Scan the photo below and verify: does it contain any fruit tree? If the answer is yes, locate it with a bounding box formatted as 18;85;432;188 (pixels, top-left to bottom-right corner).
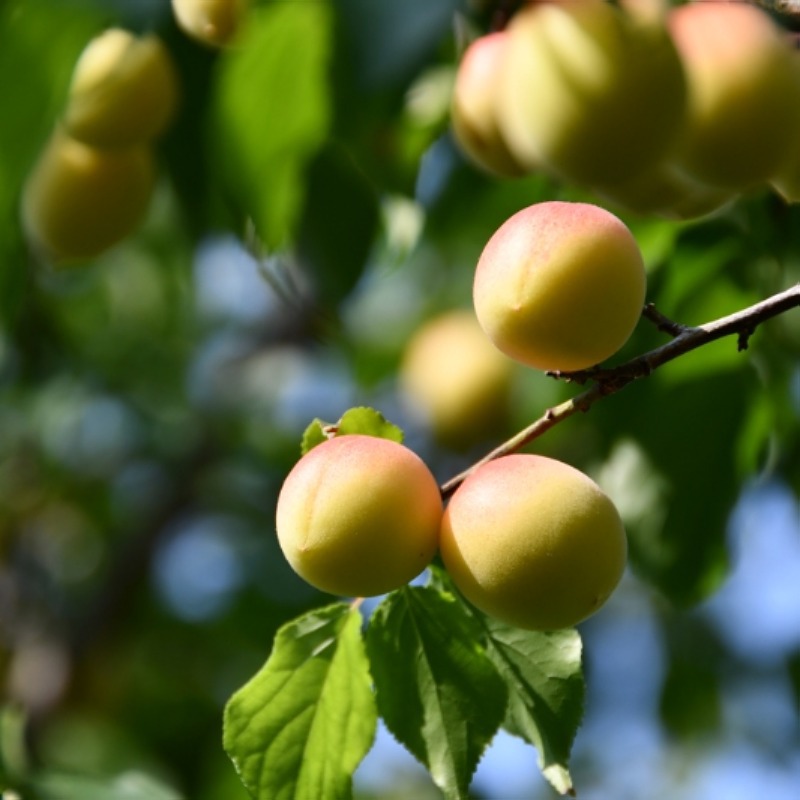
1;1;800;799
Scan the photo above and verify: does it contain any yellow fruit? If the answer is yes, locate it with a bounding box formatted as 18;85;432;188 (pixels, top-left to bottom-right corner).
668;1;800;190
473;201;646;373
21;128;156;264
172;0;250;49
450;32;528;178
596;163;735;221
64;29;179;148
440;454;627;631
275;435;442;597
497;0;686;186
772;153;800;204
400;310;516;448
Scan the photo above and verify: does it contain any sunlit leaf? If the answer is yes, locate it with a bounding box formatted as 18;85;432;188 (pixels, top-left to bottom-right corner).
365;586;507;799
481;619;584;797
300;418;329;455
212;1;332;248
223;603;377;800
336;407;404;443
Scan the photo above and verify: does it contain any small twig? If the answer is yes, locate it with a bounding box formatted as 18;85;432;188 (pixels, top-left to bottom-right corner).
641;302;688;338
440;284;800;498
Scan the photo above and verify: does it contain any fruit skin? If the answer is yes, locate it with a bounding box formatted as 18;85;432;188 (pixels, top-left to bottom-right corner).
668;1;800;190
21;128;156;264
596;163;735;221
440;454;627;631
400;310;516;449
497;0;686;187
275;435;442;597
450;32;528;178
771;53;800;203
473;201;646;373
64;29;179;149
172;0;250;49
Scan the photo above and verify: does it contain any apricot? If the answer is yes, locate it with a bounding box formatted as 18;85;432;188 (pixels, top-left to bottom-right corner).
450;32;528;178
596;163;735;221
64;29;179;149
496;0;686;186
172;0;250;49
21;128;156;264
400;310;516;448
770;51;800;202
473;201;646;373
440;454;627;631
667;1;800;190
275;435;442;597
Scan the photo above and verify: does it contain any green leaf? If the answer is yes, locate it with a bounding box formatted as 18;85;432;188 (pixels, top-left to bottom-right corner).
481;618;584;797
0;706;28;787
365;587;507;799
593;369;753;604
212;1;332;248
33;770;182;800
298;408;403;455
296;145;380;309
336;407;404;443
224;603;377;800
300;418;330;455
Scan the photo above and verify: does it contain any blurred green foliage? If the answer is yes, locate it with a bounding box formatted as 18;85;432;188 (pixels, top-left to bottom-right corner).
0;0;799;798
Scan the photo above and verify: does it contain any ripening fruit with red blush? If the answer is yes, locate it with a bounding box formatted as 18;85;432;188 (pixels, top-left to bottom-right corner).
450;31;528;178
473;201;646;373
275;435;443;597
496;0;687;187
667;0;800;190
440;454;627;631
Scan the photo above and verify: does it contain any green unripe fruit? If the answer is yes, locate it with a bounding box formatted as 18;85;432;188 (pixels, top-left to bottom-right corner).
668;1;800;190
440;454;627;631
275;435;442;597
172;0;250;49
473;201;646;373
64;29;179;149
451;32;528;178
21;128;156;264
497;0;686;186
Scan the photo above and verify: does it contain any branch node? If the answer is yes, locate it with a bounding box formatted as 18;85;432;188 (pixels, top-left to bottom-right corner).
547;367;594;385
642;302;686;337
737;326;756;351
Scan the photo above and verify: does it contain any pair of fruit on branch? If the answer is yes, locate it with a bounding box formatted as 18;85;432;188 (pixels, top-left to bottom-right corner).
21;0;249;265
452;0;800;219
277;200;642;632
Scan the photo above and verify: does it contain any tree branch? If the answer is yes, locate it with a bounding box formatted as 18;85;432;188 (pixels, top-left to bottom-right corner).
440;284;800;498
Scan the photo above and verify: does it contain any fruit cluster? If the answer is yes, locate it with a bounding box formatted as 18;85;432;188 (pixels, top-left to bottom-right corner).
276;200;641;631
22;29;178;265
451;0;800;219
20;1;252;266
276;432;627;632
